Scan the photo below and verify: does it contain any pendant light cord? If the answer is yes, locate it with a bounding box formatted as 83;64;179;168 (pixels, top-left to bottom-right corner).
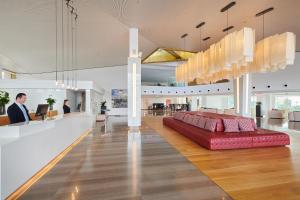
74;2;78;89
61;0;64;85
226;10;229;33
71;13;74;88
66;4;70;87
262;13;265;67
55;0;58;84
199;27;202;50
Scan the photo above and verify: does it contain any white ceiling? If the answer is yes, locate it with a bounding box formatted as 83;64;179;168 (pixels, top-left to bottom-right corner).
0;0;299;75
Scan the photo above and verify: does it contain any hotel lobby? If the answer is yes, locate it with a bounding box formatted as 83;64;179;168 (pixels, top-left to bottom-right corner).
0;0;300;199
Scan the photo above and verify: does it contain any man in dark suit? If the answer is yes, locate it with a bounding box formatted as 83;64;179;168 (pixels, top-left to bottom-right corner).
7;93;32;124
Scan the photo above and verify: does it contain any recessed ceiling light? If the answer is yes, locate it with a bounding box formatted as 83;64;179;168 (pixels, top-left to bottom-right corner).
203;37;211;41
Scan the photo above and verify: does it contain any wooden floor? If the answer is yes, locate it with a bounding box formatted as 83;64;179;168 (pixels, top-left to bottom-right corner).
143;116;300;200
18;117;231;200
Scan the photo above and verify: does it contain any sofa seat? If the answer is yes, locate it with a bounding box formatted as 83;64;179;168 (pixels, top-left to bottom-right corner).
288;111;300;122
163;117;290;150
268;109;285;119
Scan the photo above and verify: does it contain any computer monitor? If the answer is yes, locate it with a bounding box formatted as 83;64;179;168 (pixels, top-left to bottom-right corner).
35;104;49;120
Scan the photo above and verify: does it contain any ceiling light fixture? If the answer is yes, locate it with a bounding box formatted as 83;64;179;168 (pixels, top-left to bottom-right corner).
220;1;236;12
181;33;188;38
203;37;210;41
221;1;235;33
176;5;296;85
176;27;255;84
176;2;258;84
195;22;205;29
59;0;79;90
255;7;274;17
250;7;296;73
222;26;234;32
180;33;188;52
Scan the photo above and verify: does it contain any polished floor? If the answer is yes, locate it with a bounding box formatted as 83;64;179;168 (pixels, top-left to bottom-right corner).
143;112;300;200
19;117;231;200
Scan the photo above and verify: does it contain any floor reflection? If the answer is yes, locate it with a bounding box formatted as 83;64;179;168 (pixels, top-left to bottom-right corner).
127;128;141;196
19;116;232;200
143;109;173;117
256;117;300;132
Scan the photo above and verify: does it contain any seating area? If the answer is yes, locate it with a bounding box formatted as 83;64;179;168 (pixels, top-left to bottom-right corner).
163;112;290;150
288;111;300;121
268;109;285;119
198;107;236;115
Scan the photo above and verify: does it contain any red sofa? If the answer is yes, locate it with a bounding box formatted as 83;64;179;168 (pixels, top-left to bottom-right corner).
163;112;290;150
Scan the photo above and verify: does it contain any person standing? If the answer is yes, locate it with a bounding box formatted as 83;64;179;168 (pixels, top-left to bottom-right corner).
7;93;32;124
63;99;71;114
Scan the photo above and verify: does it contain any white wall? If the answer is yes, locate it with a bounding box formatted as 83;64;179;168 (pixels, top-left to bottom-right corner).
66;90;77;112
142;96;186;109
205;95;234;109
142;82;233;96
90;89;103;114
17;66;127;116
251;53;300;93
0;80;101;115
0;69;14;80
2;88;66;114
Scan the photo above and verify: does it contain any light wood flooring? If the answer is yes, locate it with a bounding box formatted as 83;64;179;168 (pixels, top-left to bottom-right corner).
143;115;300;200
18;117;231;200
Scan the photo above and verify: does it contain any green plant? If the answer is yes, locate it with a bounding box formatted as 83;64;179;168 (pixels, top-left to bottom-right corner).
46;96;56;106
0;90;10;106
101;101;107;107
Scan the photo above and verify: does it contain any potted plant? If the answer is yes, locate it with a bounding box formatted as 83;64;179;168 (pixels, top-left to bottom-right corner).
100;100;107;114
46;96;56;111
0;90;10;115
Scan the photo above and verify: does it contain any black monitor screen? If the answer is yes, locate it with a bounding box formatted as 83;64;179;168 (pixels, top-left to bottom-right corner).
35;104;49;117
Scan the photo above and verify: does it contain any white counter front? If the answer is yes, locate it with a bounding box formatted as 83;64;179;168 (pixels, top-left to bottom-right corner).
0;113;95;199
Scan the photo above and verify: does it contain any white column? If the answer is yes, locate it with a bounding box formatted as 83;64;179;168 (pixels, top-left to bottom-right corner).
128;28;141;127
85;89;91;114
201;96;207;108
234;74;252;116
190;96;198;111
0;68;4;79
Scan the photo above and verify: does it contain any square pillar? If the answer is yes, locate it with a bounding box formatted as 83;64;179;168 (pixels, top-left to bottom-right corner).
234;74;252;116
128;28;141;127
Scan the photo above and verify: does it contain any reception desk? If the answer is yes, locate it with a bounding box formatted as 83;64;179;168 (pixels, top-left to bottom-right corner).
0;113;95;199
0;110;58;126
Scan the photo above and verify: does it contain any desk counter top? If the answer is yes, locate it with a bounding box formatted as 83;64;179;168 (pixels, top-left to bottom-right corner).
0;110;58;126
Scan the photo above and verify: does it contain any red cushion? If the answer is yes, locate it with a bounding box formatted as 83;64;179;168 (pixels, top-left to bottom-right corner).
179;113;186;121
173;112;180;120
204;118;217;132
183;114;190;123
238;118;255;131
188;115;195;125
191;115;200;126
196;116;207;128
223;118;240;132
196;113;224;132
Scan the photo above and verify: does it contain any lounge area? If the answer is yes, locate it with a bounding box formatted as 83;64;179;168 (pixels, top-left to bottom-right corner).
163;112;290;150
